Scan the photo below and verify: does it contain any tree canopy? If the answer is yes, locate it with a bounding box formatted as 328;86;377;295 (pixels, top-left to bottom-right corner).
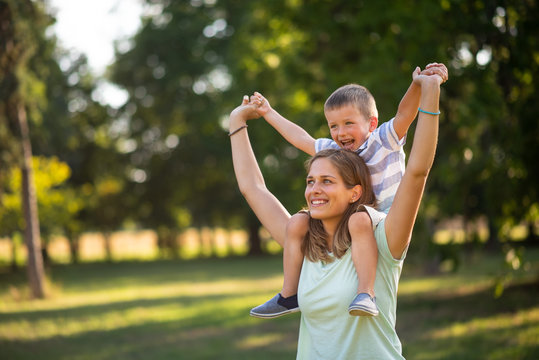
1;0;537;264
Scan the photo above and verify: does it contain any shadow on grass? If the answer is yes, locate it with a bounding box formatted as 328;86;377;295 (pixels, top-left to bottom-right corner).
1;319;299;360
0;292;242;322
0;256;285;294
0;256;298;359
398;279;539;360
1;256;537;359
0;291;299;360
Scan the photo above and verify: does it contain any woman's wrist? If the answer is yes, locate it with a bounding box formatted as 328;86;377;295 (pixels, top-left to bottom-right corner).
229;116;247;133
420;75;442;89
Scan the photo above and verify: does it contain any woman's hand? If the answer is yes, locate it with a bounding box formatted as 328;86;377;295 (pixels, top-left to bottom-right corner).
413;63;448;86
230;96;260;122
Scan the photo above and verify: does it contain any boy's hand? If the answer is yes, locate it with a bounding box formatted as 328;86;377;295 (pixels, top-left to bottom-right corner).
250;91;272;116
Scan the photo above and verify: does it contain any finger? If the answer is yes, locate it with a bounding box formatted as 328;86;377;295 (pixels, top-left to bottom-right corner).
242;95;249;105
255;92;265;102
435;67;448;81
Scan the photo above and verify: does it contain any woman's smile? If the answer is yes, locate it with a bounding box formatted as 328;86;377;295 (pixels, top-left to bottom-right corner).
305;158;356;227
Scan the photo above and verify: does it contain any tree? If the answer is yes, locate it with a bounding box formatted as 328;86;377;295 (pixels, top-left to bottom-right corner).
0;157;82;265
108;0;537;258
0;0;51;297
110;1;254;253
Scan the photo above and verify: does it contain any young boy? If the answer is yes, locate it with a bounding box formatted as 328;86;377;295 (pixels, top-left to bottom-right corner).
248;63;448;319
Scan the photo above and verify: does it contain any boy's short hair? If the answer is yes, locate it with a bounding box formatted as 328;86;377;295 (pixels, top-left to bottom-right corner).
324;84;378;119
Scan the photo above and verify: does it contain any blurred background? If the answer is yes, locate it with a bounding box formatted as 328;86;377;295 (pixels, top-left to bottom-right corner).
0;0;537;359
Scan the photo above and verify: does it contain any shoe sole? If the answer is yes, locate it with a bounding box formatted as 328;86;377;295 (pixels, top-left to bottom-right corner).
348;306;378;317
250;307;300;319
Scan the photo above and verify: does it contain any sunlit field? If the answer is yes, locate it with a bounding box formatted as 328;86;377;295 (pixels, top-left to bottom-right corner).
0;228;286;266
0;236;538;359
0;228;255;265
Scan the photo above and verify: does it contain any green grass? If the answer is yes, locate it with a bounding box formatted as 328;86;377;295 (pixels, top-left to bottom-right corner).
0;249;538;360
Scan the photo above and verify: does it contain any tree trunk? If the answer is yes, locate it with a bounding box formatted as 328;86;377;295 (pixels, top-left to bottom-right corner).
41;245;50;268
103;231;113;262
247;215;262;256
485;218;500;252
10;235;18;272
526;222;538;244
157;227;179;258
68;232;80;264
18;104;46;298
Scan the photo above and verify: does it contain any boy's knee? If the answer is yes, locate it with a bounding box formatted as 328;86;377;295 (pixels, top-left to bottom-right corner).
287;212;309;239
348;211;373;233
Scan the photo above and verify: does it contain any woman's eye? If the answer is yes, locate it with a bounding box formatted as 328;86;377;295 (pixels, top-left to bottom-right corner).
307;180;314;185
323;179;332;184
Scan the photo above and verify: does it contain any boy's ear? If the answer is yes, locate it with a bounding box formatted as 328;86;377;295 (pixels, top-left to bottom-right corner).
369;116;378;132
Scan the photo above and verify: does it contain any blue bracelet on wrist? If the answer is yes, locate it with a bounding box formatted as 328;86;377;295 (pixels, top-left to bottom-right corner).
418;107;440;115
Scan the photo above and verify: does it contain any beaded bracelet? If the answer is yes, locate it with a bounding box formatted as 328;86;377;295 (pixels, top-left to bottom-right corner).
418;107;441;115
228;124;248;136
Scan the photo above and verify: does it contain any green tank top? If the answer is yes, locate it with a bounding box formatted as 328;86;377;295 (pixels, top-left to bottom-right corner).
296;217;406;359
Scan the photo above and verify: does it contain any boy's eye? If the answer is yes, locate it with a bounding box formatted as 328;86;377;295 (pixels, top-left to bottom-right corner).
330;124;337;129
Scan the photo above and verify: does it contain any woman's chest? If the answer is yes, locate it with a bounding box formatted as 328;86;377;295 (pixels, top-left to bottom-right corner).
297;253;358;319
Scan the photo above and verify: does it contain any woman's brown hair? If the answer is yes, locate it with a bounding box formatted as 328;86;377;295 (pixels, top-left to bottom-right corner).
302;149;376;263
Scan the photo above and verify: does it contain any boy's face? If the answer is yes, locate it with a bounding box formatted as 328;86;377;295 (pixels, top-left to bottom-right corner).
325;104;377;152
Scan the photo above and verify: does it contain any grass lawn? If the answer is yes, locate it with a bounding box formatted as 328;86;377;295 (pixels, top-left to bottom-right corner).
0;249;538;359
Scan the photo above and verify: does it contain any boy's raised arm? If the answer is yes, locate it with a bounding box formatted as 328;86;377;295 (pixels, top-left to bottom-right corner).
393;63;448;140
251;92;316;156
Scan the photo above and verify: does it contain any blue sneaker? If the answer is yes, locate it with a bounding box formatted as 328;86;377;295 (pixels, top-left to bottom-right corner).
250;293;299;319
348;293;379;316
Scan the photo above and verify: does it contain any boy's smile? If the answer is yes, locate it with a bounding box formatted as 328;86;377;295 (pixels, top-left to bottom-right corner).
325;104;377;152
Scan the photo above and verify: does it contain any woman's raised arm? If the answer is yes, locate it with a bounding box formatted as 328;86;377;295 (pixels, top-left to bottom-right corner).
385;75;443;259
229;97;291;247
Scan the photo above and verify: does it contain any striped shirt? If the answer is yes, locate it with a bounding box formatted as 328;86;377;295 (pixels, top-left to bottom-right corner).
314;118;406;213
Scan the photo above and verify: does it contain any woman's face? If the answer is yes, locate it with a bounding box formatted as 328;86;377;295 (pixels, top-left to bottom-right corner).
305;157;359;227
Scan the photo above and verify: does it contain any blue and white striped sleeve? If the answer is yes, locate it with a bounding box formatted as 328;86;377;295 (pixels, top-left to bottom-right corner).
314;138;340;153
378;118;406;150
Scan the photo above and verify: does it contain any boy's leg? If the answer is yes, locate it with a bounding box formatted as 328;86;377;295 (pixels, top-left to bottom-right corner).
281;212;308;297
348;211;379;316
250;212;309;319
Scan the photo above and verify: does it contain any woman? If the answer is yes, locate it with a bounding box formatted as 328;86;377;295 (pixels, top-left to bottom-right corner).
229;74;442;359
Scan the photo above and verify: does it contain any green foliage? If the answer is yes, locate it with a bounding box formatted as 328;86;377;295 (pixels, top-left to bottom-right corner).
0;156;83;240
1;0;537;257
107;0;538;253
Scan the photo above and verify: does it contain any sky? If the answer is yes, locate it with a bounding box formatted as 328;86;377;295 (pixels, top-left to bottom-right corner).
46;0;145;106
